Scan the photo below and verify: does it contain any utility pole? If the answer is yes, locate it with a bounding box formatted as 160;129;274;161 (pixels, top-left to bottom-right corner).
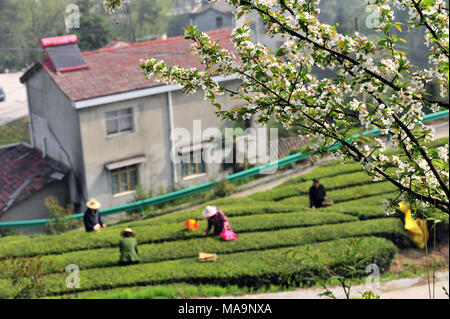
355;17;367;105
355;17;360;33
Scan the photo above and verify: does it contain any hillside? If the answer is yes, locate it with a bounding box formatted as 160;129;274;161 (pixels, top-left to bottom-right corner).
0;137;448;299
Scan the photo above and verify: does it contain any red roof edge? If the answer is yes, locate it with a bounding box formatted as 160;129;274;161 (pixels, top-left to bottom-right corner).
83;28;231;56
41;34;78;48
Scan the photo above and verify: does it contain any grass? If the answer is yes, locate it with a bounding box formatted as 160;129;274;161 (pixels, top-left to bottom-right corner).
0;116;30;146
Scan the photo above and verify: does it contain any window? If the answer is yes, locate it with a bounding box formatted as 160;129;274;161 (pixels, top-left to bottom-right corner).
111;165;138;194
181;151;206;178
106;108;133;135
216;17;223;28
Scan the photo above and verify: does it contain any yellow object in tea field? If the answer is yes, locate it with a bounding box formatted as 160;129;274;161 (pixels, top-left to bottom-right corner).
397;202;429;249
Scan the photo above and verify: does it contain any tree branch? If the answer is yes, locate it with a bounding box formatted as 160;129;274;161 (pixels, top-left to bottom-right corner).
411;0;449;57
392;113;450;198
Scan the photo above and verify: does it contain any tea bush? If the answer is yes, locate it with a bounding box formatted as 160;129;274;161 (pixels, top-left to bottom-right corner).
278;182;396;207
0;210;356;258
33;217;405;275
249;171;373;202
0;236;397;297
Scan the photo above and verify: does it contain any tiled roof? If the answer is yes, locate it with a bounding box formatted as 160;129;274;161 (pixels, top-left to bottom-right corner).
102;37;130;49
21;29;233;102
278;136;310;157
0;143;70;215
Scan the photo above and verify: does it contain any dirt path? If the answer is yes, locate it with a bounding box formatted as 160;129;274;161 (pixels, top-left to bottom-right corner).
215;271;449;299
427;119;449;140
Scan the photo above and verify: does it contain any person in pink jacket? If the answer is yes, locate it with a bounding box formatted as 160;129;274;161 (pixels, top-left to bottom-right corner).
201;206;231;237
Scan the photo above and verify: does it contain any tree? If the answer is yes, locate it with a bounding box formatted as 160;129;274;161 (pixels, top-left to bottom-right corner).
106;0;449;218
75;0;114;51
0;0;24;70
167;13;190;37
106;0;172;42
20;0;69;65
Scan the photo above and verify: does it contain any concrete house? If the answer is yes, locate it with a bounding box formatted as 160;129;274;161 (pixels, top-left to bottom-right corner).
189;0;283;50
20;30;253;212
189;0;236;32
0;143;70;232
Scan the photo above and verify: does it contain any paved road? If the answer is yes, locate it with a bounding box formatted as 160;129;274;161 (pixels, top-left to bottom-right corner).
0;72;28;126
215;272;449;299
430;120;449;140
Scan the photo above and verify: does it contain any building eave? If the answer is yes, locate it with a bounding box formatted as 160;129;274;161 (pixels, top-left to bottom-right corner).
190;6;235;17
20;62;43;84
72;74;240;110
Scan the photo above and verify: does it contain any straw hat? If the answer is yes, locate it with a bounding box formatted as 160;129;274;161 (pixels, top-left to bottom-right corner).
202;206;218;219
86;198;101;210
120;228;135;237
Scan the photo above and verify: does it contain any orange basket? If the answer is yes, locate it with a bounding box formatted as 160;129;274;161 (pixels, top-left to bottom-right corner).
185;219;198;231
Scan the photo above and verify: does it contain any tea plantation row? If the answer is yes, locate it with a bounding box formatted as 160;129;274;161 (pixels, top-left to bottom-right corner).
0;236;398;298
2;137;446;298
1;217;408;277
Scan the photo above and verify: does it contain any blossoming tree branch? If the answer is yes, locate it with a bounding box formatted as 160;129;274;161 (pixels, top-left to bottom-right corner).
104;0;449;217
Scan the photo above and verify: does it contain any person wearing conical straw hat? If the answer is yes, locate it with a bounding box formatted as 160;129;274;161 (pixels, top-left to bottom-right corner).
201;206;231;237
83;198;107;232
119;228;140;266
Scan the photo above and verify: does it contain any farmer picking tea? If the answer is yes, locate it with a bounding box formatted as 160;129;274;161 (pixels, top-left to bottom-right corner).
309;179;334;209
201;206;231;237
83;198;107;232
118;228;140;266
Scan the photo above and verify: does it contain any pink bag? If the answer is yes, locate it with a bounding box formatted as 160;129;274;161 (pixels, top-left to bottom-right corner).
220;229;238;241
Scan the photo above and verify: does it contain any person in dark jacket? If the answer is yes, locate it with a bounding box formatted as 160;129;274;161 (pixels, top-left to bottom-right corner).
83;198;107;232
119;228;139;266
201;206;231;236
309;178;331;209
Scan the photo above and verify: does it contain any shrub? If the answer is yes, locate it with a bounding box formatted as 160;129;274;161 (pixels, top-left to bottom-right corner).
0;254;55;299
55;283;248;299
35;218;407;276
213;179;236;198
323;195;393;220
280;162;363;187
278;182;396;207
0;210;356;259
135;182;395;227
45;196;81;235
0;229;22;238
284;237;383;298
326;206;387;220
207;196;257;207
250;171;373;202
0;236;397;298
129;202;298;227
